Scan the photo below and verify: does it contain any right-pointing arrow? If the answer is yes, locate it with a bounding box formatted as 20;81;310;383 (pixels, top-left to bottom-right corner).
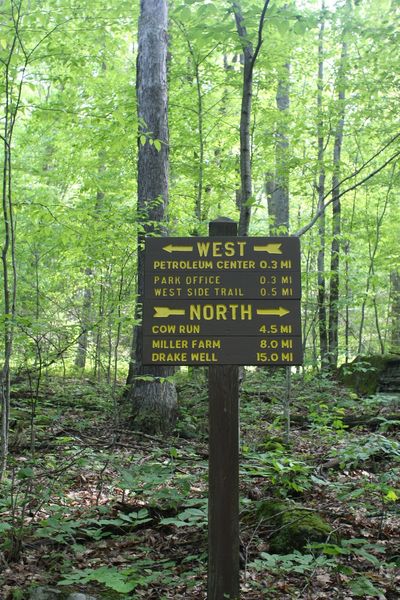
154;307;186;318
257;307;290;317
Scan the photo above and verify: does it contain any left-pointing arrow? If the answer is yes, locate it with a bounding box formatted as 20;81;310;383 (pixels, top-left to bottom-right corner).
154;307;186;318
163;244;194;253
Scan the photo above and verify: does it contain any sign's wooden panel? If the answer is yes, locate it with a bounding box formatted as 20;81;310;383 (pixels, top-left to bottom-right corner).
143;237;303;366
145;270;301;300
143;299;301;336
145;236;300;274
143;335;303;366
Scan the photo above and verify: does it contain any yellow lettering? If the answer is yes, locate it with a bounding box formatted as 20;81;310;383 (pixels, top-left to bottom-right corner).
213;242;222;256
190;352;218;362
280;325;292;333
237;241;246;256
189;304;253;320
152;339;188;349
215;305;227;319
282;340;293;349
187;287;210;297
241;304;252;319
190;305;202;320
192;339;221;349
203;305;214;320
216;260;255;269
153;288;182;297
151;352;188;362
197;242;210;257
225;242;235;256
282;288;293;296
280;260;291;269
152;325;176;334
179;324;200;333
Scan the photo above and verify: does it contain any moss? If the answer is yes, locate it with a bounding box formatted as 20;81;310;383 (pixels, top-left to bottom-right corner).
254;500;335;554
256;500;287;521
269;509;333;554
337;354;397;396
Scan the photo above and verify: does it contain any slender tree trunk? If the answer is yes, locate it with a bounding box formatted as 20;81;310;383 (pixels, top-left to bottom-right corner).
233;0;270;235
194;61;203;221
127;0;177;434
75;268;92;369
234;4;253;235
269;63;290;234
316;2;328;369
265;58;292;435
0;6;23;480
358;182;391;354
328;37;347;370
94;274;105;382
389;270;400;354
178;23;204;223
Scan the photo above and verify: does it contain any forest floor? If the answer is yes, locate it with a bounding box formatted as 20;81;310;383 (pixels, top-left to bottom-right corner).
1;370;399;599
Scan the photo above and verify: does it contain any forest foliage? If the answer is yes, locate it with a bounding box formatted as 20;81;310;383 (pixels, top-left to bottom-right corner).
0;0;399;598
0;0;399;382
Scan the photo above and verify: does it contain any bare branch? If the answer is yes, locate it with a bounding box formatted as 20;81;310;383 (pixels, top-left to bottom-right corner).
294;146;400;237
251;0;271;70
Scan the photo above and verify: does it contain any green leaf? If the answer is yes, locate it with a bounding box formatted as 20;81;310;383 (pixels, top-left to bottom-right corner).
17;467;34;480
154;139;162;152
159;517;188;527
385;489;398;501
293;20;306;35
349;576;383;597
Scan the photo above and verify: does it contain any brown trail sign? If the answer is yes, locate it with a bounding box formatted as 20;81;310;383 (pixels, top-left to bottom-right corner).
142;220;303;599
143;235;302;367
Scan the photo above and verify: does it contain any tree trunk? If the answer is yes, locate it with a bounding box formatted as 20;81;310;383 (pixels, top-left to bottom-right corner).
316;2;328;369
358;181;391;354
127;0;176;434
268;63;290;234
390;270;400;354
75;268;92;370
233;1;270;236
328;37;347;370
0;8;22;480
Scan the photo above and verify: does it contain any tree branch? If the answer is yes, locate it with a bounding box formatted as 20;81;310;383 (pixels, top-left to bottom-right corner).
251;0;271;70
294;144;400;237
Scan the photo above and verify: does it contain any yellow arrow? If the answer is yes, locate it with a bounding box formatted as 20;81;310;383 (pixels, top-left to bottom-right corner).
154;307;186;318
257;307;290;317
253;243;282;254
163;244;194;253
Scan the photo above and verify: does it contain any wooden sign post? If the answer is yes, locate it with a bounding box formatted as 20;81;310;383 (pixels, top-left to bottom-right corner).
142;219;303;599
208;218;240;600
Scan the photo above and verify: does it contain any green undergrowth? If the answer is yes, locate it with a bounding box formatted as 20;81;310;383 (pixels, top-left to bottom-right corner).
1;370;399;599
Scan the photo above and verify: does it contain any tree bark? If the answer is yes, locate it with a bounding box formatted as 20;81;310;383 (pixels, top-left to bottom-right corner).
126;0;176;434
0;3;24;480
233;0;270;236
316;2;328;369
358;179;391;354
269;63;290;234
390;270;400;354
328;36;347;370
75;268;92;370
